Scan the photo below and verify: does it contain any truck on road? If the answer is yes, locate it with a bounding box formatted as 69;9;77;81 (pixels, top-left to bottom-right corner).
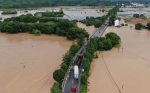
75;54;83;66
74;65;79;79
70;86;76;93
74;54;83;79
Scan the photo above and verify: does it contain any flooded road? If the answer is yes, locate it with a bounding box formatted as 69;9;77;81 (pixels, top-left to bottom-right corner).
88;20;150;93
0;33;73;93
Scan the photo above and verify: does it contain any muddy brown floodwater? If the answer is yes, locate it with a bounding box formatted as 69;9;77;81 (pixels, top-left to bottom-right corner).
77;22;98;37
0;33;73;93
88;19;150;93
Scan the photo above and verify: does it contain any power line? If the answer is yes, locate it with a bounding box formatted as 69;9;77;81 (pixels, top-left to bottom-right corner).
102;52;121;93
23;64;61;93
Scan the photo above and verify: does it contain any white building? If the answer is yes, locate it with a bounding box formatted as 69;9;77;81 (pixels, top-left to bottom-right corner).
114;19;119;26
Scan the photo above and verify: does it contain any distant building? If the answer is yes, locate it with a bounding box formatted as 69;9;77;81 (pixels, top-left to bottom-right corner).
114;18;119;26
36;13;42;17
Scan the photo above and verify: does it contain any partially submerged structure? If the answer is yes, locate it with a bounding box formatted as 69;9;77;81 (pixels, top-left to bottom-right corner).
114;18;119;26
36;13;42;17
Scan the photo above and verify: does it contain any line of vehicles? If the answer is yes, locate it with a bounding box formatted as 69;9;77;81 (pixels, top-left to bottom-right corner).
71;54;83;93
70;18;110;93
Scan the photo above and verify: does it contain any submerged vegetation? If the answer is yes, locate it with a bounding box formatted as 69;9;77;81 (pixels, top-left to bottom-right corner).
135;23;143;30
34;11;64;17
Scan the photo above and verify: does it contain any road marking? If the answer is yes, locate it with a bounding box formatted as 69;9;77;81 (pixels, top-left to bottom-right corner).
72;79;74;84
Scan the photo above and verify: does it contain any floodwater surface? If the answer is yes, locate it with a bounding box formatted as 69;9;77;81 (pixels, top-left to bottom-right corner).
77;22;98;37
0;33;73;93
88;19;150;93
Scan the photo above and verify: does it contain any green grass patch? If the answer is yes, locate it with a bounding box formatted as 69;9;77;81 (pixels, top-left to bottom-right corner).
80;84;87;93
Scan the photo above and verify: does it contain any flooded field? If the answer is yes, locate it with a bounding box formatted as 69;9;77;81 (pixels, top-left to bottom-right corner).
88;20;150;93
0;33;73;93
0;6;111;21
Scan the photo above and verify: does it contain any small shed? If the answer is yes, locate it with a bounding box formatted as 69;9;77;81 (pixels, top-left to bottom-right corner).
114;18;119;26
36;13;42;17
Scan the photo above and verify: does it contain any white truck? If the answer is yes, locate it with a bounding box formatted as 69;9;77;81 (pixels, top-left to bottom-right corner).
74;65;79;79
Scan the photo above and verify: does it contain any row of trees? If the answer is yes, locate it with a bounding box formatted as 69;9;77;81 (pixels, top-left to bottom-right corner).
34;11;64;17
79;5;121;27
80;32;121;93
133;14;147;19
79;16;106;28
0;14;89;40
1;11;17;14
0;1;131;9
109;6;121;26
51;35;85;92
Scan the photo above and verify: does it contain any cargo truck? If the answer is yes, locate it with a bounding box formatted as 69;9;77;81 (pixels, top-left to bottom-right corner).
74;54;83;79
70;86;76;93
75;54;83;66
74;65;79;79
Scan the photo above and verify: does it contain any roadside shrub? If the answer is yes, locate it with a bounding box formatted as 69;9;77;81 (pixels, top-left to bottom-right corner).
82;58;90;72
61;63;68;72
53;69;65;83
125;24;128;26
81;74;88;84
135;23;143;30
51;83;60;93
80;84;87;93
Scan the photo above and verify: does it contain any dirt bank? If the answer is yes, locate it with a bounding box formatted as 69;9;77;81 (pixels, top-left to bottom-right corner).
126;17;150;24
88;20;150;93
0;33;73;93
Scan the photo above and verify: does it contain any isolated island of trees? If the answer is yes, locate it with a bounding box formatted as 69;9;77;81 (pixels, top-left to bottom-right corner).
0;14;89;40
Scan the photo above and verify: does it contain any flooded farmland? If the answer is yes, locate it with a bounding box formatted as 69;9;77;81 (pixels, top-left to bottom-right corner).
0;33;73;93
88;20;150;93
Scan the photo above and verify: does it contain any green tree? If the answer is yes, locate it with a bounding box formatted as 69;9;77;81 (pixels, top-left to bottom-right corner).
98;41;104;50
51;83;60;93
69;42;79;55
83;52;92;62
53;69;65;83
77;34;84;47
62;51;73;66
102;39;112;50
147;23;150;30
61;63;68;72
81;74;88;84
82;58;90;72
86;42;95;57
32;29;41;36
105;32;120;47
135;23;143;30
